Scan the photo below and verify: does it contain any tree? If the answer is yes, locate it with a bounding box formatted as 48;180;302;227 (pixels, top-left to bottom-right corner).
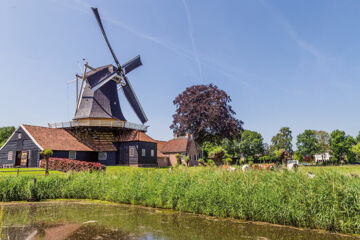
208;146;228;166
315;130;330;153
329;130;356;164
170;84;243;145
296;130;320;159
351;143;360;161
0;126;15;147
271;127;293;154
40;149;53;176
239;130;264;160
356;131;360;143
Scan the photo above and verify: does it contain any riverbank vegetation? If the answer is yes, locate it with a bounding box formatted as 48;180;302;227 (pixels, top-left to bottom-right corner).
0;167;359;235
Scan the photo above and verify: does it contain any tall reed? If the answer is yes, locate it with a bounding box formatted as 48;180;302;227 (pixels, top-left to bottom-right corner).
0;168;359;235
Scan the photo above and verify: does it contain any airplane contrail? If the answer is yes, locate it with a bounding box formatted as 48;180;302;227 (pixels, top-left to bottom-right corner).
181;0;204;82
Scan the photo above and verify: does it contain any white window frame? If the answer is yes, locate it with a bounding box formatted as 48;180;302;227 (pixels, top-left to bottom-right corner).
98;152;107;161
129;147;135;157
142;149;146;157
69;151;77;160
8;151;13;161
18;133;22;139
151;149;154;157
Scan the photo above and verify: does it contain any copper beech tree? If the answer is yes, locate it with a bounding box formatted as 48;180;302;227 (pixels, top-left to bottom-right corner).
170;84;243;145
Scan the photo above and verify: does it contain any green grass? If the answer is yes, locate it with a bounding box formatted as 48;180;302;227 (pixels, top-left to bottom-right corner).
299;165;360;176
0;166;359;235
0;168;62;176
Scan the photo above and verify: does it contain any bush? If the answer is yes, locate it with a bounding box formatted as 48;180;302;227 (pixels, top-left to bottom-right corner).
40;158;106;172
175;154;183;166
208;147;227;165
223;158;232;165
184;156;190;166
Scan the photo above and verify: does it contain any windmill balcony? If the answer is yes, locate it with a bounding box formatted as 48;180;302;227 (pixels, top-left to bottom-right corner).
48;119;148;132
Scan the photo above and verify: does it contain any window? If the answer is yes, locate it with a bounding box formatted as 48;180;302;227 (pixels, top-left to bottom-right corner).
98;152;107;161
69;151;77;160
8;151;13;161
142;149;146;157
151;149;155;157
129;147;135;157
18;133;22;139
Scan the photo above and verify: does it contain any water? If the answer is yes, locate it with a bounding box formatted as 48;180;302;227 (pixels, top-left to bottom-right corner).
0;202;357;240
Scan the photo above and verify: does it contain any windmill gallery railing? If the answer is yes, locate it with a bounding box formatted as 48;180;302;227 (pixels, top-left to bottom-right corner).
48;120;149;131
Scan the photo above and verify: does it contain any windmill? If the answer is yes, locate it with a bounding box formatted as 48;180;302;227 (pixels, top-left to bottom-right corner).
73;7;148;126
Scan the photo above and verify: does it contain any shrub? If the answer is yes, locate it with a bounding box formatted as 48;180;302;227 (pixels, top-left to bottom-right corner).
198;158;206;166
223;158;232;165
208;146;227;165
40;158;106;172
207;159;215;166
175;154;183;166
184;156;190;166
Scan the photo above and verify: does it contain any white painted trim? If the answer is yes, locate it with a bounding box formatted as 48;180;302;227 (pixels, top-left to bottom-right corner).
20;125;44;151
0;126;19;151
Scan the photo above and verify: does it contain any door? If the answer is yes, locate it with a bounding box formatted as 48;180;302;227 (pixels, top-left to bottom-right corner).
15;151;22;166
20;151;28;167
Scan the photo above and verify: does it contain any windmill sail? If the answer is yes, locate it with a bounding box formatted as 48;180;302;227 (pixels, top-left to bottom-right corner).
91;7;120;67
122;55;142;74
122;76;148;124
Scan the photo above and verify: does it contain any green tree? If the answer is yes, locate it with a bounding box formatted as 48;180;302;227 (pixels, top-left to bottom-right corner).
296;130;320;159
208;146;228;166
40;149;53;176
271;127;293;154
356;131;360;143
329;130;356;164
350;143;360;161
0;126;15;147
239;130;264;161
315;130;330;153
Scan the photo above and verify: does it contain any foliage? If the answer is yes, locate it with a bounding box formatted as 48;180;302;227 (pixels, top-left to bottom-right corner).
238;130;264;160
329;130;356;164
220;138;241;159
0;168;360;235
0;202;3;238
0;126;15;147
40;158;106;172
223;157;232;165
175;153;183;166
293;151;303;161
208;146;227;165
315;130;330;153
351;143;360;159
271;127;293;154
41;149;53;157
198;158;206;166
296;130;320;159
170;84;243;145
184;156;190;166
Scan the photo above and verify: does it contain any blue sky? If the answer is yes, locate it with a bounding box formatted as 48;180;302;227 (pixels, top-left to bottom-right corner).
1;0;360;145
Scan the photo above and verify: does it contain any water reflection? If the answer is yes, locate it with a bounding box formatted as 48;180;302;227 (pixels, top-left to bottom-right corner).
0;202;357;240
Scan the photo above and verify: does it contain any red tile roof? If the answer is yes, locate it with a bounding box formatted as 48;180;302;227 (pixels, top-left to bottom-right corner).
156;140;168;158
160;137;189;153
119;130;156;142
22;125;94;151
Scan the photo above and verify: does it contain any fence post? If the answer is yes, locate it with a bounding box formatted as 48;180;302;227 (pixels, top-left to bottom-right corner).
17;168;19;177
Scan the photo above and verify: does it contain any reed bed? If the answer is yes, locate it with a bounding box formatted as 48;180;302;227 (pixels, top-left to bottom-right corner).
0;167;359;235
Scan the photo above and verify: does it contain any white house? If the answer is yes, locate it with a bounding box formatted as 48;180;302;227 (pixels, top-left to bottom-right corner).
314;152;331;163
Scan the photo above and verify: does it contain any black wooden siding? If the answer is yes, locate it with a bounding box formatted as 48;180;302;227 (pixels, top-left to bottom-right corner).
115;141;157;166
0;127;41;167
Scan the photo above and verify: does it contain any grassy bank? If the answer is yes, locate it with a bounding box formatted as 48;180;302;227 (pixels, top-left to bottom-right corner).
0;167;359;235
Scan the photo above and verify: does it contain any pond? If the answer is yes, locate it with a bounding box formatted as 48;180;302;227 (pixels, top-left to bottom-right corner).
0;202;357;240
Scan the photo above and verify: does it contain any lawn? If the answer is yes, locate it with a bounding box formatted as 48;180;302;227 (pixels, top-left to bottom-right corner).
0;168;62;177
